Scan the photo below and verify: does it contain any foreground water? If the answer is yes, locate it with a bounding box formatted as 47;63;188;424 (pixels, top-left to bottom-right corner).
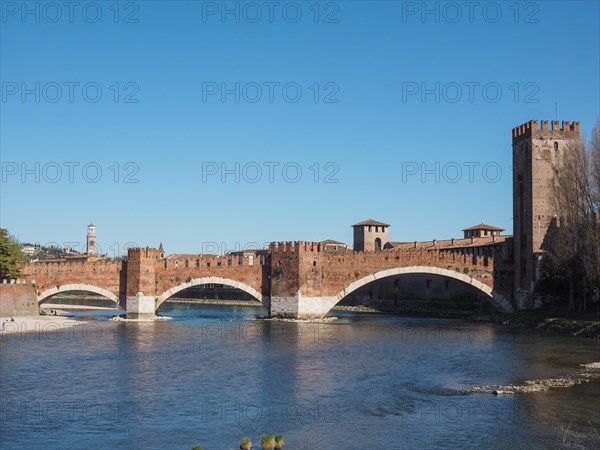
1;301;599;449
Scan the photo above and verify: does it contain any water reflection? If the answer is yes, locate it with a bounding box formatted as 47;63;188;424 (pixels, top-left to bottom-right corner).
0;302;598;449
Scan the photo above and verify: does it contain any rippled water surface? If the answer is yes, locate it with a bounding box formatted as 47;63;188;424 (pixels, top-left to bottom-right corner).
1;302;599;449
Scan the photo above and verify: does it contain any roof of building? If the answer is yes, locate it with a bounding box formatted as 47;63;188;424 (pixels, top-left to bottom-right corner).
384;235;512;251
462;223;505;232
384;241;410;247
352;219;390;227
88;223;95;227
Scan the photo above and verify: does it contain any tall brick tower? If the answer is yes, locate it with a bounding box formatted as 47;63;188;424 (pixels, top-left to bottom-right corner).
512;120;580;299
352;219;389;252
86;223;97;255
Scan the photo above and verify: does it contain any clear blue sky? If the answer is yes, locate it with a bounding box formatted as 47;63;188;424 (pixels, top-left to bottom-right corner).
1;0;599;255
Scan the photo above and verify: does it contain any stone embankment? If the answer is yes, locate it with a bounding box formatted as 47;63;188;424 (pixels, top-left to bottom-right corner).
469;362;600;394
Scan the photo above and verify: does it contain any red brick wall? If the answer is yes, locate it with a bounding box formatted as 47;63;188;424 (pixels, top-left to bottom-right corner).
20;241;514;307
269;241;502;298
21;259;123;298
154;253;266;298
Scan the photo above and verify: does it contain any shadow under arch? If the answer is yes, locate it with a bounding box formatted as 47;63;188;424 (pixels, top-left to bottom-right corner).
156;276;266;311
38;284;119;305
321;266;513;315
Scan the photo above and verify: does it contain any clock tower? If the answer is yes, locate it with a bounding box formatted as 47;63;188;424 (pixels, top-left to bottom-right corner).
86;223;97;255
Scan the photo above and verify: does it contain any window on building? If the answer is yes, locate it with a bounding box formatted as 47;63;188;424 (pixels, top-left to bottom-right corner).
207;262;211;267
185;260;189;268
196;259;200;268
368;226;372;232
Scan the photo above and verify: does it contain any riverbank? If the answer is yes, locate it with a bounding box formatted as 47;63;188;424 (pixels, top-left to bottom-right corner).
0;315;86;335
337;302;600;339
485;307;600;340
40;304;119;311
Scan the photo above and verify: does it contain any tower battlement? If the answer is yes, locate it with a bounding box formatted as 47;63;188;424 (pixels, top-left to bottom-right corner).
512;120;580;142
127;247;161;260
270;241;323;253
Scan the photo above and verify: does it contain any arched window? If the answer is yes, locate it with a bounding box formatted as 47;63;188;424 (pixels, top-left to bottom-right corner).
374;238;382;251
554;141;559;151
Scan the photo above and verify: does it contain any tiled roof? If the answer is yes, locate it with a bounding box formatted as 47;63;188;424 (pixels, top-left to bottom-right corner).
462;223;505;232
352;219;390;227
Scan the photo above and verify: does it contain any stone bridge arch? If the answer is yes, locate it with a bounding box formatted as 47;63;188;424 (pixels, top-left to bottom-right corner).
304;266;513;318
156;276;267;311
38;284;119;305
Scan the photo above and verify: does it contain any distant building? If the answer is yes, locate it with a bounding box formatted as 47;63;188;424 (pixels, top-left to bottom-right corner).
21;245;37;256
352;219;390;252
320;239;351;252
225;249;269;266
462;223;504;239
86;223;96;255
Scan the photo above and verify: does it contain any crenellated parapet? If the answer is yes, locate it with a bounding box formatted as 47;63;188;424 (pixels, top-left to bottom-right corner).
127;247;162;260
512;119;580;142
270;241;325;253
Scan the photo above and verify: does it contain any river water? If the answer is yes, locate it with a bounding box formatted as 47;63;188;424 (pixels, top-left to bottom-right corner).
1;301;599;449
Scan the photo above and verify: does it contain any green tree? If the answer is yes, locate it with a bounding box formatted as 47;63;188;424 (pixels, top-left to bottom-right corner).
0;228;25;279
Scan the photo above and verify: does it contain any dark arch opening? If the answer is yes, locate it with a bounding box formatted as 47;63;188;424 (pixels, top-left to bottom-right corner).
156;283;267;315
374;238;382;251
40;289;121;315
335;273;498;316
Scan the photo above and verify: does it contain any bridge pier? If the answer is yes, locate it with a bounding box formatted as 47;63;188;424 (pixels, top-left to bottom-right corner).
270;294;335;320
126;293;156;320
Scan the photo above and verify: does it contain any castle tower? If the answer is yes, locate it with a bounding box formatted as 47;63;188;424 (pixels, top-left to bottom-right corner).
86;223;97;255
352;219;389;252
512;120;581;294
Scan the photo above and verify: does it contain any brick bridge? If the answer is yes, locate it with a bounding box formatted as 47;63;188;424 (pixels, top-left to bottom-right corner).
22;242;514;319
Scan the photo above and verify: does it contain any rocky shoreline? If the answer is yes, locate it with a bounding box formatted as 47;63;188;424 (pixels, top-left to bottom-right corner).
475;314;600;340
469;362;600;395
